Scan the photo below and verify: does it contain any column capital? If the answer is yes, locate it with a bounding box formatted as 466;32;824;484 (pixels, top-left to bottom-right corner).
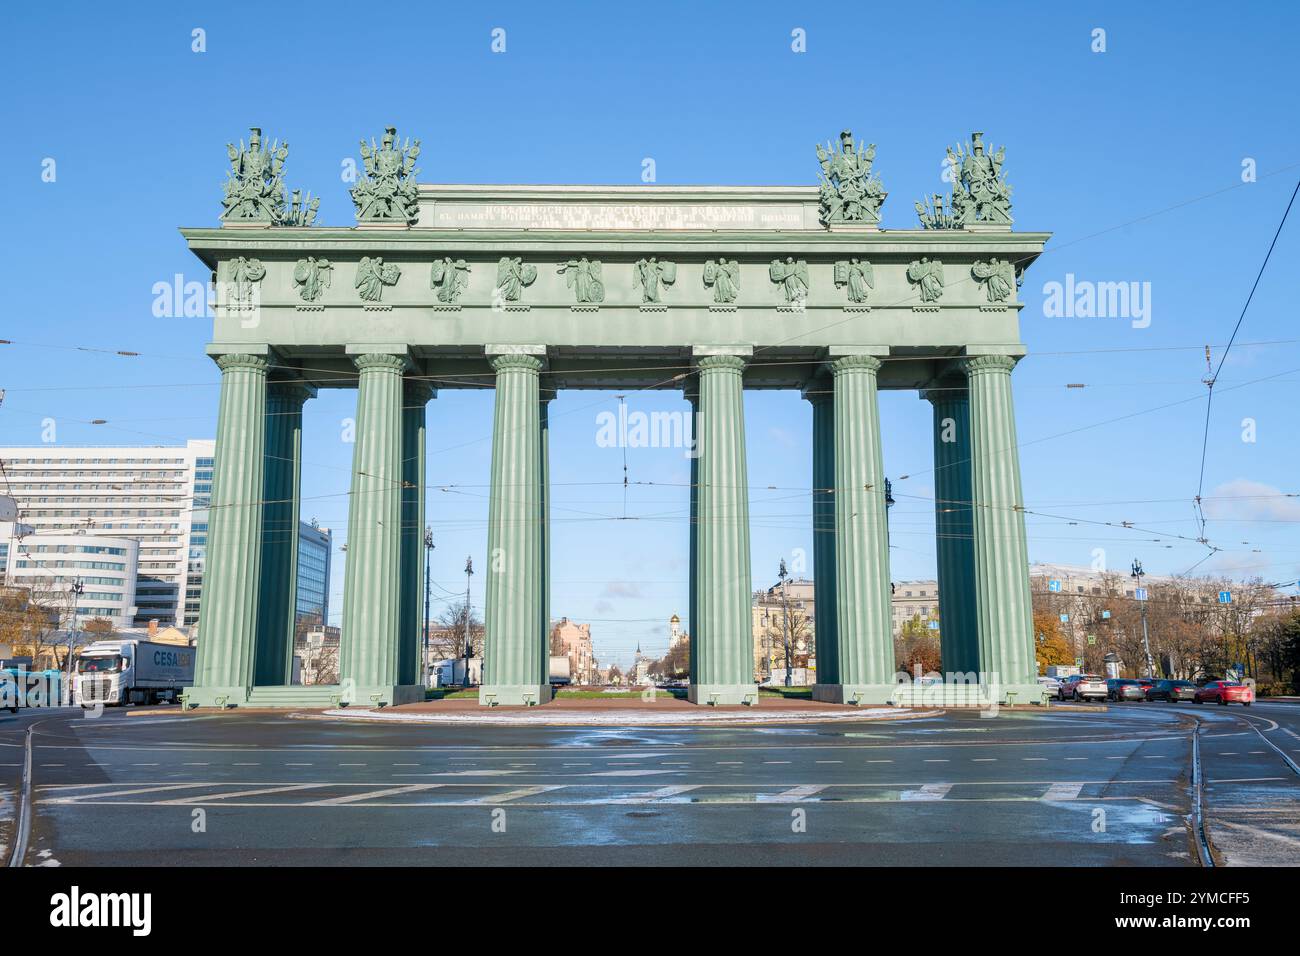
490;353;544;373
696;353;747;373
919;380;967;405
267;379;316;402
801;377;833;405
403;378;436;404
958;354;1018;375
353;352;408;373
214;352;270;374
830;354;882;375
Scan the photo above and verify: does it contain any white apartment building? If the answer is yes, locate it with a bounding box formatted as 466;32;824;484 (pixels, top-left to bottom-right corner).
0;527;139;629
0;440;215;627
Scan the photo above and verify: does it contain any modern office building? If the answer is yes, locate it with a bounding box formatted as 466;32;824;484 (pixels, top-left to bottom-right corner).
0;525;139;629
295;521;332;634
0;440;214;627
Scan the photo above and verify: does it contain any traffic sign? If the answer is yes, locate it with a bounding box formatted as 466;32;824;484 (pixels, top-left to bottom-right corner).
1101;610;1111;619
1218;590;1232;604
1086;634;1097;645
1134;588;1148;601
1059;613;1069;623
1048;579;1062;593
926;620;939;631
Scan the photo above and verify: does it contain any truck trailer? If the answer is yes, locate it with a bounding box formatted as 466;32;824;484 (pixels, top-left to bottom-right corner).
74;639;195;706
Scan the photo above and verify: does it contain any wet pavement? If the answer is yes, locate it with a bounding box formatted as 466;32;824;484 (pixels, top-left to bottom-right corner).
2;700;1297;866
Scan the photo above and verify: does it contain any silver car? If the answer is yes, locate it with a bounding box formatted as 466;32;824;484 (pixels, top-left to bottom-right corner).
1060;674;1108;701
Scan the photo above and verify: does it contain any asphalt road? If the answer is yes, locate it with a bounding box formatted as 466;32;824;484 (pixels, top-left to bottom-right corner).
2;700;1298;866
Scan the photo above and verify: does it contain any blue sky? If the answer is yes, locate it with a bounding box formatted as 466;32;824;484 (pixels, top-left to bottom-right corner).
2;2;1299;668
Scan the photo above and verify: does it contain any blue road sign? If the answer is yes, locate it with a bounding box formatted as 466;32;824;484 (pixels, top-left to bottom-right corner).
1101;610;1111;619
1218;591;1232;604
1135;588;1148;601
926;620;939;631
1060;613;1069;623
1048;579;1062;593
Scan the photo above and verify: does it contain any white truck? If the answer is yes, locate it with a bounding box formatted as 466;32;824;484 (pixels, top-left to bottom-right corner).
74;639;195;706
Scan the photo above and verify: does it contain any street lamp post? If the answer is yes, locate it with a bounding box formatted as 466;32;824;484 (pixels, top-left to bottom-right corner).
462;556;474;688
422;527;434;689
65;578;84;706
1131;559;1154;679
779;558;792;687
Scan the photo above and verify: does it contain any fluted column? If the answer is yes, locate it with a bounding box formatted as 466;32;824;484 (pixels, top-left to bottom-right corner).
254;380;312;687
340;351;409;705
802;378;838;685
399;380;433;688
922;383;978;678
481;351;550;705
189;351;268;707
816;354;894;704
961;354;1040;700
538;392;553;684
690;352;756;705
684;385;700;688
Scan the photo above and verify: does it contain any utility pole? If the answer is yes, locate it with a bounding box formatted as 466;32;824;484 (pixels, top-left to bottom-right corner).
422;527;434;689
1131;559;1154;679
65;578;84;706
462;556;474;688
779;558;792;687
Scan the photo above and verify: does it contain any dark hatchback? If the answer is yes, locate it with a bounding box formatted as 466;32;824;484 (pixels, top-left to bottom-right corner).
1146;679;1197;702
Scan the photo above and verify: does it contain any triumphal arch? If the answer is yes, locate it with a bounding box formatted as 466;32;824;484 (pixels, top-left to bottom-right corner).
182;126;1049;709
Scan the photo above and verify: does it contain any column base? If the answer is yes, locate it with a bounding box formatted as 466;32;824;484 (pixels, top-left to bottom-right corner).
182;685;248;709
688;683;759;706
888;681;1049;708
812;683;900;706
478;684;554;707
340;683;426;708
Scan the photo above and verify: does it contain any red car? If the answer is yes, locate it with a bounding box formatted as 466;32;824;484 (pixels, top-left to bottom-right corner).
1193;680;1254;707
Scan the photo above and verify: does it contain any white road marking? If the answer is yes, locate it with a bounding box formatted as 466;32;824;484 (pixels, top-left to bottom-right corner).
763;761;791;765
587;769;672;777
1022;758;1047;762
901;783;952;801
816;760;843;764
1043;782;1084;801
466;786;564;805
305;784;444;806
972;758;996;762
338;762;367;767
604;785;700;804
154;783;325;805
762;784;827;803
924;759;949;763
48;783;208;803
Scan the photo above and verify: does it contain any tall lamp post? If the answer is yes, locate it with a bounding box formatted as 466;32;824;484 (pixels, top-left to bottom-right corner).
778;559;792;687
1131;559;1154;678
462;556;474;688
65;578;84;706
422;527;434;689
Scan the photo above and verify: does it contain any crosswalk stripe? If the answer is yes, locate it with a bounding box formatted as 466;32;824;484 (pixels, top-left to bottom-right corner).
154;783;326;805
900;783;952;801
1042;782;1084;801
466;786;564;805
304;784;445;806
47;783;209;802
763;784;827;803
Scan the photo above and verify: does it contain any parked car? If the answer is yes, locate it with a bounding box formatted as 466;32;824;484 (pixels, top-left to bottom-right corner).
1194;680;1254;706
1106;678;1146;702
1058;673;1107;701
1037;675;1061;694
1146;679;1197;702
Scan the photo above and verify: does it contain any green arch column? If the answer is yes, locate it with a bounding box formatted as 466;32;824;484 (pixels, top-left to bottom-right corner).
340;349;416;706
922;384;978;679
803;379;838;686
255;380;312;687
189;350;268;707
683;385;700;688
539;392;553;686
961;355;1042;702
400;380;433;689
690;352;756;706
480;350;550;706
816;353;895;705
